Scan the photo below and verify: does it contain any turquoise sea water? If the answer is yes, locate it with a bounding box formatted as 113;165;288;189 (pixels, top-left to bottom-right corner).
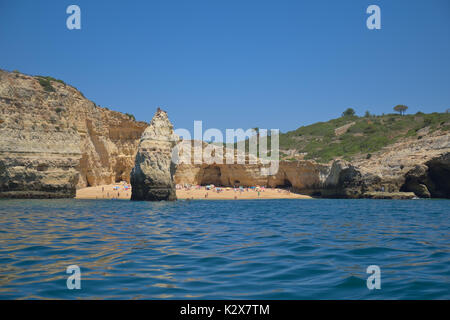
0;199;448;299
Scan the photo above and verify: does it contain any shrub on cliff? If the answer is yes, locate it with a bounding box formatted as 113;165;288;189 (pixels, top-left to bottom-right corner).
37;75;66;85
125;113;136;121
36;77;55;92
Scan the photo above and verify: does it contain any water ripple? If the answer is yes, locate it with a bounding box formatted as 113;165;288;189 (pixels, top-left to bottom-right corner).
0;198;449;299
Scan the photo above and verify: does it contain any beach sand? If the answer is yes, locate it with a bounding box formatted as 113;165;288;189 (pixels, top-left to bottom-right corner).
75;184;312;200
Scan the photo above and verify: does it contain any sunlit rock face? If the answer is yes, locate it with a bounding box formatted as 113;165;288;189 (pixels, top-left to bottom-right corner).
0;70;148;198
174;160;330;194
130;108;179;201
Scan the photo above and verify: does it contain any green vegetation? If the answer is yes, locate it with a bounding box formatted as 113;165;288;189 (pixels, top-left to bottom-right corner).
36;77;55;92
125;113;136;121
33;74;89;99
394;104;408;115
36;75;66;85
277;111;450;163
342;108;356;117
35;75;67;92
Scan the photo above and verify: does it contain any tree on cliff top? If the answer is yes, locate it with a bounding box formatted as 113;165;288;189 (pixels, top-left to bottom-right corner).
342;108;356;117
394;104;408;115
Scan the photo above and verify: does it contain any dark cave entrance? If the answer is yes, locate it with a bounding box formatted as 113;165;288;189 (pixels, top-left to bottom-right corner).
276;179;292;189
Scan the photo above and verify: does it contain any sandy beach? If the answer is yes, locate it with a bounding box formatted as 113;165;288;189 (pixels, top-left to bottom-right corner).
75;184;312;200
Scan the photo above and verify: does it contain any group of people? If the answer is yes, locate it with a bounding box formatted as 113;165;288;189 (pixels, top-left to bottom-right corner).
175;183;292;200
100;182;131;199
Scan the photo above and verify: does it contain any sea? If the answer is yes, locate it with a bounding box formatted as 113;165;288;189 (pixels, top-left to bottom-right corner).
0;199;448;299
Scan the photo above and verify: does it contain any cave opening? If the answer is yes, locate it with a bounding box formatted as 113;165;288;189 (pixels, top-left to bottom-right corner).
200;166;222;186
276;179;292;189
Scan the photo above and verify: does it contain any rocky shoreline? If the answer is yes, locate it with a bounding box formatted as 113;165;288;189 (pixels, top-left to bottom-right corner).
1;70;449;200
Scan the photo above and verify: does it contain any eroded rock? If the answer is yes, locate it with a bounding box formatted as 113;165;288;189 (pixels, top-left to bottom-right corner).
130;108;179;201
401;153;450;198
401;165;432;198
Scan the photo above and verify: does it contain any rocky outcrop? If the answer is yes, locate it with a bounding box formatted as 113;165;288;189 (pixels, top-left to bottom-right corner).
351;131;450;196
401;165;433;198
0;154;80;199
362;192;416;200
321;161;366;198
130;109;179;201
0;70;147;198
318;160;416;199
401;153;450;198
426;153;450;198
321;152;450;199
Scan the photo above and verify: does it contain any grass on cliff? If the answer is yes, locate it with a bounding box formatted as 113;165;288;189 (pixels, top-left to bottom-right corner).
36;76;66;92
36;77;55;92
277;112;450;162
233;112;450;163
34;74;88;98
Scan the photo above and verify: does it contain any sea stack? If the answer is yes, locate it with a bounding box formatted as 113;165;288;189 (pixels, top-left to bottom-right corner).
130;108;179;201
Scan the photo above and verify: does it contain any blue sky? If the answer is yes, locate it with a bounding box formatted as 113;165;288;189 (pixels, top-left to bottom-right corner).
1;0;449;134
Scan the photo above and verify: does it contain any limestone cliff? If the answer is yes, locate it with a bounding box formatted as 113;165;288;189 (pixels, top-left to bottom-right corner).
175;161;329;195
0;70;147;198
130;108;179;201
1;69;448;199
343;133;450;198
173;131;450;198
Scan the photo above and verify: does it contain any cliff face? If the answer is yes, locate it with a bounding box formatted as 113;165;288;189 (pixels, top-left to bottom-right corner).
1;70;448;199
76;104;147;188
319;132;450;198
175;161;329;194
0;70;147;198
174;131;450;198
